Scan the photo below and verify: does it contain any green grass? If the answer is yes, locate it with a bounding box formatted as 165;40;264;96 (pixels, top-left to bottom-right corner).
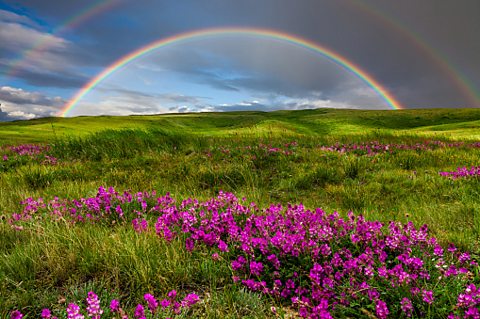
1;108;480;317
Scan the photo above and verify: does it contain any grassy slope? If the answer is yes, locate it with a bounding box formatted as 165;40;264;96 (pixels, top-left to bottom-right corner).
2;108;480;144
1;108;480;317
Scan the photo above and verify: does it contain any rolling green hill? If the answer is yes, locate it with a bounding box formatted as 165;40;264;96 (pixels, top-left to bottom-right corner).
1;108;480;145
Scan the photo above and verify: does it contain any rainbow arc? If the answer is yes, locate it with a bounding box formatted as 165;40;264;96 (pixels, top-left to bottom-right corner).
61;27;404;117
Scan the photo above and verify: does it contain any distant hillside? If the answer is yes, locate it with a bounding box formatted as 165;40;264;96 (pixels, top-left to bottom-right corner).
1;108;479;144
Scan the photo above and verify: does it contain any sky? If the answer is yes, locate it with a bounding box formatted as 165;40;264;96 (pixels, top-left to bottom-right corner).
0;0;479;120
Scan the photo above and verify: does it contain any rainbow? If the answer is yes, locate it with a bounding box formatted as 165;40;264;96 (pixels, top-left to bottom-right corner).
61;27;404;116
4;0;120;79
347;0;479;106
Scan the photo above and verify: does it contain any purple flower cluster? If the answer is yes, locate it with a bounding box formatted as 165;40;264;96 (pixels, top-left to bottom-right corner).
41;308;53;319
10;186;160;225
319;140;480;156
66;303;84;319
151;191;479;318
454;284;480;319
10;311;23;319
1;144;57;165
8;144;49;156
204;139;480;160
86;291;103;318
11;290;199;319
439;166;480;179
9;188;480;318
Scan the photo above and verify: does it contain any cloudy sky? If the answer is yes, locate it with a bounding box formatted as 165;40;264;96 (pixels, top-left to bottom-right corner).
0;0;479;120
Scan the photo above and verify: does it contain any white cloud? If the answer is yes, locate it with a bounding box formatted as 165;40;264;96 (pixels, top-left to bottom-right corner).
67;85;387;118
69;89;213;116
0;86;65;106
7;110;36;120
0;86;65;120
211;98;354;113
73;94;162;116
282;98;356;110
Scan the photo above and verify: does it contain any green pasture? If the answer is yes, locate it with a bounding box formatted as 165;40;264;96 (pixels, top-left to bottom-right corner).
1;108;479;317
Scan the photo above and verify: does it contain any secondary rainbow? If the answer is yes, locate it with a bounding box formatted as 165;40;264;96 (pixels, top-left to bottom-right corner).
347;0;479;106
4;0;119;79
61;27;404;116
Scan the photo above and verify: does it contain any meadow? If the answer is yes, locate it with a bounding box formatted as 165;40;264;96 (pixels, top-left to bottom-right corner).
1;108;479;318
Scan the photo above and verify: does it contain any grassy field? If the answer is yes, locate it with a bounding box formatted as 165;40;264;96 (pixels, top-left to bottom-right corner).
1;108;479;318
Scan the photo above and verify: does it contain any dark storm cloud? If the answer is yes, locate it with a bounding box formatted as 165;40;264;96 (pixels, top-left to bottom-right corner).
139;39;351;98
7;68;88;88
106;88;209;104
157;93;208;104
117;0;480;107
0;86;65;120
340;0;480;106
2;0;480;109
